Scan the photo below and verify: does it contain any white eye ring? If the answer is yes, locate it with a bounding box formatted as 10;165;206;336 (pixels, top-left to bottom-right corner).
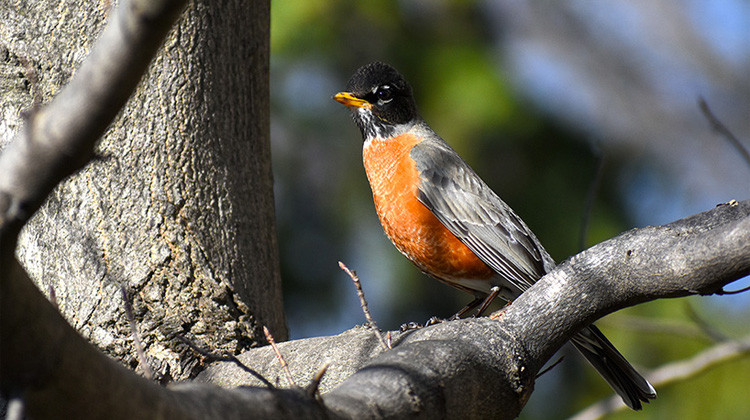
375;85;393;104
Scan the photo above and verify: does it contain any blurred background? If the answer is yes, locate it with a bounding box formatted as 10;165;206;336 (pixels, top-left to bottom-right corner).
269;1;750;418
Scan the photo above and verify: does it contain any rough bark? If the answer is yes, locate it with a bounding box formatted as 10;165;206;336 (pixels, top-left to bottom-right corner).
0;0;285;382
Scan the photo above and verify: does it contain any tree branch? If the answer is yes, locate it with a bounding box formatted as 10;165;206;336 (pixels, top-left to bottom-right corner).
3;199;749;418
699;97;750;169
501;200;750;368
0;0;186;239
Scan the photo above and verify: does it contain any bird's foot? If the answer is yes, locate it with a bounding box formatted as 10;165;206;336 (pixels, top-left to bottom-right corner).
489;301;512;320
425;316;446;326
399;321;424;332
398;316;450;332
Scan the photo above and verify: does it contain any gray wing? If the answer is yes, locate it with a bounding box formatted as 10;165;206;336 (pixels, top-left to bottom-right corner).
411;137;553;294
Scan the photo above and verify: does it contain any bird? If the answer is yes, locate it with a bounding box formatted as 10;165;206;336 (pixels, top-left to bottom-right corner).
333;61;656;410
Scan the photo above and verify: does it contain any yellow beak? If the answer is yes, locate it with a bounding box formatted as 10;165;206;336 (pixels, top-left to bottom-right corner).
333;92;372;109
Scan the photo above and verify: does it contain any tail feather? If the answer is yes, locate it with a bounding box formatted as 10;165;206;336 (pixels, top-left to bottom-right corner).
571;325;657;410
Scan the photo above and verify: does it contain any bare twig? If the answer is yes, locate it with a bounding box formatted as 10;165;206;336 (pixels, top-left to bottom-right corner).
684;301;728;342
338;261;377;326
598;315;716;343
536;356;564;379
579;151;606;252
306;363;330;398
649;336;750;386
263;326;296;387
120;286;154;380
571;335;750;420
176;335;274;389
339;261;390;350
698;97;750;169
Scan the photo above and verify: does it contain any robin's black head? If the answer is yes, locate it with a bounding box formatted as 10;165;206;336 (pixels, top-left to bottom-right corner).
334;62;419;140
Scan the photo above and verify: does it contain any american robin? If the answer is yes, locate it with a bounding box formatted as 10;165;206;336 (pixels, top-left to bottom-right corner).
333;61;656;410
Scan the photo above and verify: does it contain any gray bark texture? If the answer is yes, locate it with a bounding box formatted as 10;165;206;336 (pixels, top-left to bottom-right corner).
0;0;286;382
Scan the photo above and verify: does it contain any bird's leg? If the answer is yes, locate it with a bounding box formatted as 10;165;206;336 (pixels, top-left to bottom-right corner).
473;286;501;317
449;295;485;320
399;288;502;331
398;315;451;332
399;321;425;331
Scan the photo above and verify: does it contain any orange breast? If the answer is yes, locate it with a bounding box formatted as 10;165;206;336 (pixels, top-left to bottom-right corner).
363;134;494;284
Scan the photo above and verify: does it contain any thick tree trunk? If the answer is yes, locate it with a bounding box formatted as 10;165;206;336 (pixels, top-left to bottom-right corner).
1;0;285;381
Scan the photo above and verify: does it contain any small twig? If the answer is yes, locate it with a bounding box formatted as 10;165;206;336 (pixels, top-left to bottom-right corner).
597;315;716;342
698;97;750;169
306;363;330;398
339;261;391;350
536;356;564;379
684;301;728;342
579;151;606;252
338;261;377;326
571;334;750;420
121;286;154;380
263;326;296;387
176;335;274;389
648;335;750;386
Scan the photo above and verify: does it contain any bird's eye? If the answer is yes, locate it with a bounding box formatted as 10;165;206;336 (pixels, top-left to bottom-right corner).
375;85;393;103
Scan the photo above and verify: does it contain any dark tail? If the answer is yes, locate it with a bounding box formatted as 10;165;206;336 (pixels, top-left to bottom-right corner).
571;325;657;410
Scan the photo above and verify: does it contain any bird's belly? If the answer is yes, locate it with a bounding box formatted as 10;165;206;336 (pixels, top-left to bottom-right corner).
363;135;494;285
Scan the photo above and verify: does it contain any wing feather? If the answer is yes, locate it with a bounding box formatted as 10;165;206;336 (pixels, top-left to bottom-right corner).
411;136;554;295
